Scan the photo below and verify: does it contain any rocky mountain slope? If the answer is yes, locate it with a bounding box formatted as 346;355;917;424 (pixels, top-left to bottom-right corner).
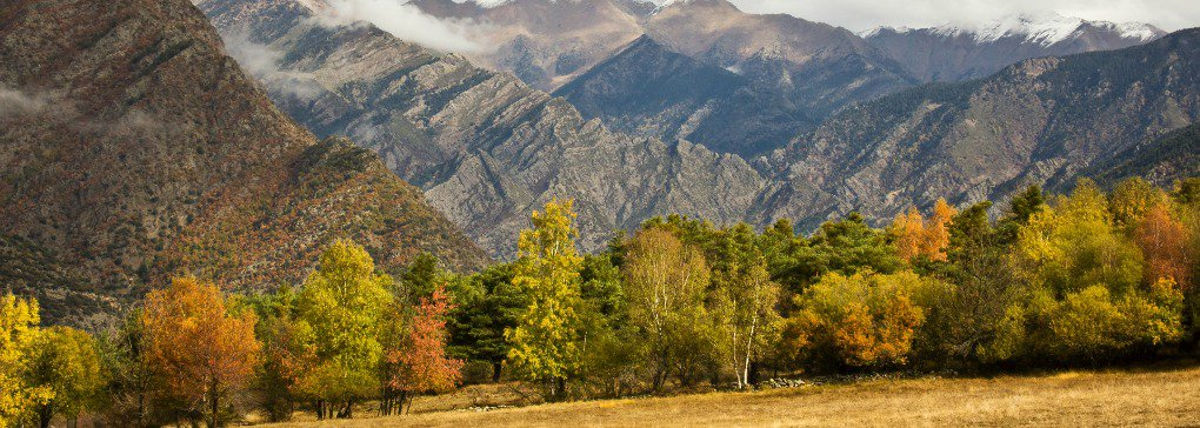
1084;122;1200;188
552;35;811;157
202;0;1199;258
754;28;1200;230
411;0;650;90
865;13;1166;82
198;0;767;258
416;0;916;156
0;0;488;325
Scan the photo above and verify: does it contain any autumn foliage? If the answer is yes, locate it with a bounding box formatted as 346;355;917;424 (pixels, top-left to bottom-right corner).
141;277;261;427
1135;201;1194;290
2;177;1199;425
890;199;957;262
384;286;464;414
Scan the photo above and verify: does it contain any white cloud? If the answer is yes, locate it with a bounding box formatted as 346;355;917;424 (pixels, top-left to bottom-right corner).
320;0;485;53
0;87;50;117
729;0;1199;32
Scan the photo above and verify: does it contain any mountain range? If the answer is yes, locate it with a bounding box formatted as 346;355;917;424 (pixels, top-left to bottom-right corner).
413;0;1170;159
199;0;1199;258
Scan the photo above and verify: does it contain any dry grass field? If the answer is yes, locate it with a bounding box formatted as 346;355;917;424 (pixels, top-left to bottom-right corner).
264;364;1200;427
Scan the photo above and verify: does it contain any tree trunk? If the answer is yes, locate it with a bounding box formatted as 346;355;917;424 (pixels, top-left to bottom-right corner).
555;377;567;401
38;404;52;428
209;379;221;428
492;360;503;383
315;400;325;420
749;360;761;386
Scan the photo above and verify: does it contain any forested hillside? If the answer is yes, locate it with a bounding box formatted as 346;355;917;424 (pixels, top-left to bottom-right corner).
0;0;488;325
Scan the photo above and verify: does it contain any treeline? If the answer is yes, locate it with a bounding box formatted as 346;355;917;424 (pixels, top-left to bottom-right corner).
1;177;1198;426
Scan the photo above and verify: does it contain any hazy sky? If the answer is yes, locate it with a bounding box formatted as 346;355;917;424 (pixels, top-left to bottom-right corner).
728;0;1199;32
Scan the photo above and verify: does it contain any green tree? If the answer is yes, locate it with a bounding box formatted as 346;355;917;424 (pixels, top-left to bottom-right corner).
96;311;155;427
621;229;710;391
242;287;308;422
919;201;1028;363
997;185;1046;243
24;326;105;428
448;263;523;383
505;198;585;400
294;240;393;419
798;213;903;284
394;252;446;304
712;261;782;389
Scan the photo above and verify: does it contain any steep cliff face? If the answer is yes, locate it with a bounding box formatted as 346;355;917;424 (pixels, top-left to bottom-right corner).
755;29;1200;230
865;14;1166;83
0;0;488;325
198;0;768;258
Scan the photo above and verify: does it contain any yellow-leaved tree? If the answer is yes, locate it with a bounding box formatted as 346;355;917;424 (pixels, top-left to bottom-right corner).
294;240;393;419
621;228;710;392
0;294;51;426
506;198;585;401
24;326;105;428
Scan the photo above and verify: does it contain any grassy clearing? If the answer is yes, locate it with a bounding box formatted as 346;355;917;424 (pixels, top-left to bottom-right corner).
264;364;1200;427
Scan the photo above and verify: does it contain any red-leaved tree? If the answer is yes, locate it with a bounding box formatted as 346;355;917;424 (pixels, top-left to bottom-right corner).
384;286;464;415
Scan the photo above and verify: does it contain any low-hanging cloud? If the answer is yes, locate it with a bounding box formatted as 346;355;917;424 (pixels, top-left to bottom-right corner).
0;87;51;117
319;0;485;53
730;0;1199;32
221;31;328;101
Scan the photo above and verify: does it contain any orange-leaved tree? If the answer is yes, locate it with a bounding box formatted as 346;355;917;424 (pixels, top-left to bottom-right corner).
384;286;463;415
889;199;956;262
141;277;261;427
1135;201;1194;290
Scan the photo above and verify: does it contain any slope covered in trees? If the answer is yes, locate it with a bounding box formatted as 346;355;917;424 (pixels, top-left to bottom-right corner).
0;0;488;325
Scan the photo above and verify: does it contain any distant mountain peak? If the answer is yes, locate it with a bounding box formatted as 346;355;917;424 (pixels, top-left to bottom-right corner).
867;13;1165;47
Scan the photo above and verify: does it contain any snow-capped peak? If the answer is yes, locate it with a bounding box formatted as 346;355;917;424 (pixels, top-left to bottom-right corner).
941;12;1085;45
866;12;1163;46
